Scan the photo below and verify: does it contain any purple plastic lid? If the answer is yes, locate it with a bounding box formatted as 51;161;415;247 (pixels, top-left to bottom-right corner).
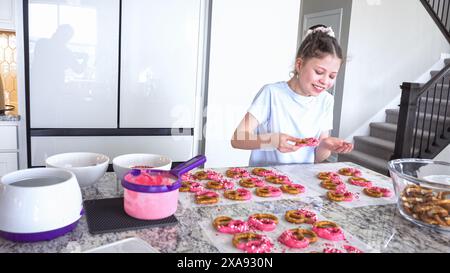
121;155;206;193
121;170;181;193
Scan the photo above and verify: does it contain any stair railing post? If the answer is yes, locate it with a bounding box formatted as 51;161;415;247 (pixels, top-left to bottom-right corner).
392;82;422;159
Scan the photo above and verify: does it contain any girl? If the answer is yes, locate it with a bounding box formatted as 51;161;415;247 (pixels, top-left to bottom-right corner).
231;25;353;166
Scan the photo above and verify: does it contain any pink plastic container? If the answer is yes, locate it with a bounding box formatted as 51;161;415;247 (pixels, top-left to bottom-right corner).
122;169;181;220
121;155;206;220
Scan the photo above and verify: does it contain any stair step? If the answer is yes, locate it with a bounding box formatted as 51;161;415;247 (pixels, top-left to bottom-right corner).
338;150;389;176
430;70;450;79
353;136;394;161
369;122;397;142
445;59;450;66
385;109;398;124
369;122;436;143
385;108;450;127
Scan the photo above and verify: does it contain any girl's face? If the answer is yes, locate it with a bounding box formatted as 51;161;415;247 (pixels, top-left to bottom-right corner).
294;54;341;97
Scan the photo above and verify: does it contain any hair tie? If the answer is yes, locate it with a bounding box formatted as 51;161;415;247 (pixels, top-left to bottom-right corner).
305;26;335;38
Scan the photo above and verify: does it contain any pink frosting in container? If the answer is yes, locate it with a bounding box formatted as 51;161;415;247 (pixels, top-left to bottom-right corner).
122;169;181;220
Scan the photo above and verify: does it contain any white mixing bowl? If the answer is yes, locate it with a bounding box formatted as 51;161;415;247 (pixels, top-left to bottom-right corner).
0;168;83;242
112;153;172;181
46;152;110;187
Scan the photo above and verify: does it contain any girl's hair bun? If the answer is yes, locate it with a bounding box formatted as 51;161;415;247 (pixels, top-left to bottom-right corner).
304;24;335;39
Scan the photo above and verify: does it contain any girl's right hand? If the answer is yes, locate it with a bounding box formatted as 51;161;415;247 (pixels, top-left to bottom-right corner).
271;133;302;153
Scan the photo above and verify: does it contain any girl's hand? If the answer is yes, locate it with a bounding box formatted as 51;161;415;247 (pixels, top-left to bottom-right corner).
319;137;353;154
271;133;303;153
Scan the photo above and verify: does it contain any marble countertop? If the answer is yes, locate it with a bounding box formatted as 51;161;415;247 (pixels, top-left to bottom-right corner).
0;114;20;122
1;162;449;253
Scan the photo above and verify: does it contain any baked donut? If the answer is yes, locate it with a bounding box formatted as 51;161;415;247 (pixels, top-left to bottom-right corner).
248;213;279;231
255;186;282;197
251;167;274;177
285;209;317;224
320;179;346;191
363;186;392;198
212;216;250;234
225;167;250;179
224;188;252;201
338;167;362;177
278;228;318;249
327;189;353;202
206;180;234;190
232;232;273;253
180;181;204;192
239;177;265;188
265;175;291;185
180;172;195;182
280;183;305;194
312;221;345;241
180;181;192;192
295;137;319;147
317;172;341;181
195;190;219;204
192;171;209;180
348;177;372;187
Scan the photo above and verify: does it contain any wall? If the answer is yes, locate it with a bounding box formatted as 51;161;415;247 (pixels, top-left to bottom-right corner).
300;0;352;138
340;0;450;139
434;144;450;162
203;0;301;168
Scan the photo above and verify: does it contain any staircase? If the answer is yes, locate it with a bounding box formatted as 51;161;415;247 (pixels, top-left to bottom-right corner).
339;61;450;175
339;0;450;174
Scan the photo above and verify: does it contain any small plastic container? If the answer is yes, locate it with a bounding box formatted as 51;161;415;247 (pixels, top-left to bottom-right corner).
121;155;206;220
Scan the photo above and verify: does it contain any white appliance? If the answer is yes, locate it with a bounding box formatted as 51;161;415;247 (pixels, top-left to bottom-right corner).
0;168;83;242
26;0;205;166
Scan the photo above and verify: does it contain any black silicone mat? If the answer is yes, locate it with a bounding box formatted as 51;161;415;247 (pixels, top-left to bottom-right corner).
83;197;178;234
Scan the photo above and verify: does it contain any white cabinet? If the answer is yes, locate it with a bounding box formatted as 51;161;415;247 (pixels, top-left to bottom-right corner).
120;0;203;128
28;0;120;128
0;124;18;176
31;136;193;166
0;0;15;31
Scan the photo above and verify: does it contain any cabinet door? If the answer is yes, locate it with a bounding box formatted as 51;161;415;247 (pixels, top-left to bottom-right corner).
0;0;15;31
28;0;120;128
0;153;17;176
31;136;193;166
204;0;301;168
120;0;202;128
0;125;17;150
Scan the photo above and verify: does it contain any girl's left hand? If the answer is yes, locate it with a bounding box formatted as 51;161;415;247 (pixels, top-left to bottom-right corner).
319;137;353;154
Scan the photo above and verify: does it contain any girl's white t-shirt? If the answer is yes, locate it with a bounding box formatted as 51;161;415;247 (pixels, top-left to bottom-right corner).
247;81;334;166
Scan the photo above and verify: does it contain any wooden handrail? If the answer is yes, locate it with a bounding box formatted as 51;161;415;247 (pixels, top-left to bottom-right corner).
420;0;450;44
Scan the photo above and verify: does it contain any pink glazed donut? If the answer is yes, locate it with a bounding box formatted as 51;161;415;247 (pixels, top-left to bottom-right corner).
338;167;362;177
278;228;318;249
213;216;250;234
255;186;283;197
225;167;250;179
296;137;320;148
348;177;373;187
364;186;393;197
223;188;252;201
188;182;204;193
232;233;273;253
312;221;345;241
248;213;279;231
